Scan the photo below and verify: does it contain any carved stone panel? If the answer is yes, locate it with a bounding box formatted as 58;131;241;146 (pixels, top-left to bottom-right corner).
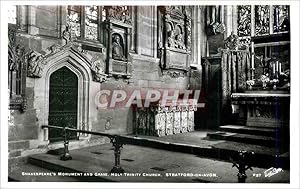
173;107;181;134
133;101;197;137
165;108;174;135
104;6;132;25
158;6;191;78
26;26;107;83
180;106;188;133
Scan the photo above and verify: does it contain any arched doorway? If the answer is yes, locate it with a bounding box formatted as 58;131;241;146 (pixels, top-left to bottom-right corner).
48;66;78;142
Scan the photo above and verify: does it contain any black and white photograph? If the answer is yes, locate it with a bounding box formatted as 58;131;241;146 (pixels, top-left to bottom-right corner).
1;1;299;188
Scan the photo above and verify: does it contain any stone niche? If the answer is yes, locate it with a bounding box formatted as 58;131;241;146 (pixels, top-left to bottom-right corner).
103;6;133;78
158;6;192;78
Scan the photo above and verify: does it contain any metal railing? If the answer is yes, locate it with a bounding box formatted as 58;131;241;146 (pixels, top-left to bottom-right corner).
42;125;125;173
42;125;254;182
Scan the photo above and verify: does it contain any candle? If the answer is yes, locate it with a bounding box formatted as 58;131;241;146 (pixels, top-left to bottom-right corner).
279;63;282;74
273;63;275;75
276;61;279;73
251;42;254;68
251;42;254;79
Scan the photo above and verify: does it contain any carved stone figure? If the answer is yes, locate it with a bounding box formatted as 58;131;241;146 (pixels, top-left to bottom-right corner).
27;50;44;77
63;25;72;44
167;30;175;48
174;33;186;49
112;34;125;61
91;57;107;83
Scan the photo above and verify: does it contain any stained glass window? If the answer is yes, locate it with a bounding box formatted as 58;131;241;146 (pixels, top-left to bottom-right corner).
273;5;289;33
67;6;81;38
8;5;17;24
237;5;289;37
255;5;270;36
102;7;106;21
65;6;132;41
85;6;98;40
237;5;251;37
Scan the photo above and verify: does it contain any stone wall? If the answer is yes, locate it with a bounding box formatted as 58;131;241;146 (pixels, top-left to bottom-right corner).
8;5;205;160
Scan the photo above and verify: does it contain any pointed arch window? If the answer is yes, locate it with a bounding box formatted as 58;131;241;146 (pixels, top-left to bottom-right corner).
67;5;108;42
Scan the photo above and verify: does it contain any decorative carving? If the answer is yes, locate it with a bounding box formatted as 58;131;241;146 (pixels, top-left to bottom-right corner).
165;70;186;78
26;26;107;83
180;107;188;133
167;30;176;48
91;56;107;83
239;37;251;50
165;108;174;135
185;16;192;50
187;105;196;132
27;50;44;77
63;25;72;44
158;6;191;77
105;6;132;25
8;26;27;111
105;117;112;130
155;106;166;136
173;107;181;134
224;32;240;50
174;33;186;49
134;101;196;137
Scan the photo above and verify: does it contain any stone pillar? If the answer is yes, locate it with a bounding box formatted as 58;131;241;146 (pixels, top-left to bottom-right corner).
225;5;233;37
27;5;39;35
60;6;67;38
136;6;141;55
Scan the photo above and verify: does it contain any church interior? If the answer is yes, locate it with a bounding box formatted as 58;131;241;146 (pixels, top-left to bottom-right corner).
7;5;291;183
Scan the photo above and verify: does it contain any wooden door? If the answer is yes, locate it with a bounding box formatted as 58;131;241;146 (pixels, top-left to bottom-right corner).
48;66;78;142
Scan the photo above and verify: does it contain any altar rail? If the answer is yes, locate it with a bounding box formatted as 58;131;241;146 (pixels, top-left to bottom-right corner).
41;125;253;182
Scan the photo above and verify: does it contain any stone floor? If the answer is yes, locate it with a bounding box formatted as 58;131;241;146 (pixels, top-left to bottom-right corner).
9;142;290;183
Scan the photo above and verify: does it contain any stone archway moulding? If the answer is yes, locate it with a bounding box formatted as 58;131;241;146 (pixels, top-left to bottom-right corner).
28;26;106;142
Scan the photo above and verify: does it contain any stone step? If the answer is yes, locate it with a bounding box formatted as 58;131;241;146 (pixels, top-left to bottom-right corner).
219;125;277;137
207;131;279;147
8;140;30;151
